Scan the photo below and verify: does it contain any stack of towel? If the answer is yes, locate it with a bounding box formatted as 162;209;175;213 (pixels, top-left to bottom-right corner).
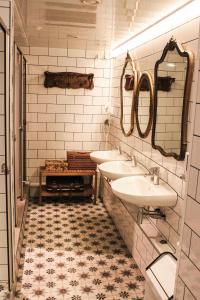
67;151;97;170
45;160;64;172
45;159;68;172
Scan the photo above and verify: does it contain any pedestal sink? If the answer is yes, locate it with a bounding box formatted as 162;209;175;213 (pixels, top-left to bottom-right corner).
111;175;177;207
99;161;147;180
90;150;127;165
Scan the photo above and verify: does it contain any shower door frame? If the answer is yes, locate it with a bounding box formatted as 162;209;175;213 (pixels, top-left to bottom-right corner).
0;19;14;291
13;44;27;227
14;45;23;203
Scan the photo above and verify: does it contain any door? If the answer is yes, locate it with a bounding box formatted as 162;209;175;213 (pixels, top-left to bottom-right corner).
0;23;13;292
22;57;27;182
14;46;22;202
14;47;27;228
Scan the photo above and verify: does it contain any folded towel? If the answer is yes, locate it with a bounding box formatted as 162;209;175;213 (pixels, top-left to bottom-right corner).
68;161;96;170
68;166;97;170
67;151;96;170
68;166;96;170
68;161;96;165
67;158;93;162
45;159;68;171
67;151;91;160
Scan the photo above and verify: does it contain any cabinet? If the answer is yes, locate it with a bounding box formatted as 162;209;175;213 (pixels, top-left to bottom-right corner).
39;166;97;203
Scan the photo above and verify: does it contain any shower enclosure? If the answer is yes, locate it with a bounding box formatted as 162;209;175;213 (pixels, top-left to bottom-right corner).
0;20;14;296
14;45;27;229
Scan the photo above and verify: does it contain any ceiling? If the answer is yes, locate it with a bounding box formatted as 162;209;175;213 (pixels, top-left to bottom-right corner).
14;0;192;50
113;0;191;48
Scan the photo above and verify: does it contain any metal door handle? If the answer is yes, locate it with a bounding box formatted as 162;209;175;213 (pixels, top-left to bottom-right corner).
1;163;6;174
1;163;10;174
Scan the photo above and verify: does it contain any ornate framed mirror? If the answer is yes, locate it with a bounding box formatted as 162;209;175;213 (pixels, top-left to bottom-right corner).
135;72;154;138
120;52;138;136
152;38;194;160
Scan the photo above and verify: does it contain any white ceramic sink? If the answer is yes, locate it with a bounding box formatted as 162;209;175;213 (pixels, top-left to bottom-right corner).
99;160;147;180
90;150;127;165
111;175;177;207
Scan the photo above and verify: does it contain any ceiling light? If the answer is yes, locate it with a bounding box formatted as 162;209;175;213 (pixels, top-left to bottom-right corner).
166;63;176;68
80;0;101;5
111;0;200;57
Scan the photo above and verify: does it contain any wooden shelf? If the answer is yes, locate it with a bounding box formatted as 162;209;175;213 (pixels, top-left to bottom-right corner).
39;166;97;204
40;166;96;177
41;184;94;198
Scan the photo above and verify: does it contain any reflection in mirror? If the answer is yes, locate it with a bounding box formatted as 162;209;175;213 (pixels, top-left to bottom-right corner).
152;38;194;160
120;52;137;136
135;72;153;138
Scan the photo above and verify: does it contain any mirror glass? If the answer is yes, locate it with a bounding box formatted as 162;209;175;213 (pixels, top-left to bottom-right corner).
152;38;194;160
135;72;153;138
120;52;137;136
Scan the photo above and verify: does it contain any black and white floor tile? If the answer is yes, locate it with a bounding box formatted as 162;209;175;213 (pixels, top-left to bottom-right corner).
0;282;8;299
15;198;145;300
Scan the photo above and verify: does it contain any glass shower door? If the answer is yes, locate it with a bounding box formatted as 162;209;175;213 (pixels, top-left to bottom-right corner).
0;23;13;296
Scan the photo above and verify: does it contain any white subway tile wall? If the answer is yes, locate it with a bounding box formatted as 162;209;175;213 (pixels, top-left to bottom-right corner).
175;86;200;300
25;46;111;183
108;17;200;282
0;2;9;297
174;17;200;298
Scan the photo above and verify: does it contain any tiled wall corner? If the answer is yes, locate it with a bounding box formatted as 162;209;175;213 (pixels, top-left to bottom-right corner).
25;46;111;183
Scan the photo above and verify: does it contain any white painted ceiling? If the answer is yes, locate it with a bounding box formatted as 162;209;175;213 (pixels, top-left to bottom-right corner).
14;0;191;50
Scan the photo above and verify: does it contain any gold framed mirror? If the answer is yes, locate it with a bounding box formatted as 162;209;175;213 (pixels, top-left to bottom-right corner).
152;38;194;160
135;72;154;138
120;52;138;136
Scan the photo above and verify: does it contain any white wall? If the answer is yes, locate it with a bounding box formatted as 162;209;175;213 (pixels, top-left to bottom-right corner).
108;17;200;276
175;28;200;300
0;0;11;298
0;0;10;30
23;46;111;184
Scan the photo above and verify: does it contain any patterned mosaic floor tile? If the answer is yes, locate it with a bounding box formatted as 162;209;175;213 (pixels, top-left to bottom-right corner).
0;282;8;300
14;198;145;300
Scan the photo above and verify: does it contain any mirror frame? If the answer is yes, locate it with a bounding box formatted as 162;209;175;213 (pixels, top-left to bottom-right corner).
152;38;194;160
135;72;154;138
120;52;138;137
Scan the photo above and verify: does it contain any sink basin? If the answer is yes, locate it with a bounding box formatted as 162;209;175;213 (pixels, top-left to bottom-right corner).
99;161;147;180
111;176;177;207
90;150;127;165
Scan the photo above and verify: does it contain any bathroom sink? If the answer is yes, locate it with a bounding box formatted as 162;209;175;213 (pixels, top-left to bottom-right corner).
90;150;127;165
111;176;177;207
98;161;147;180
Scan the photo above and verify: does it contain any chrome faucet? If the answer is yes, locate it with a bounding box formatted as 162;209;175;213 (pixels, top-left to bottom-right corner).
125;153;137;166
116;145;122;154
132;155;137;167
146;167;160;185
112;142;122;154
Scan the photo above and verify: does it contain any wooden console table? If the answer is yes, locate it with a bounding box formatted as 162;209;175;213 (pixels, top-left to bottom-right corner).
39;166;97;204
